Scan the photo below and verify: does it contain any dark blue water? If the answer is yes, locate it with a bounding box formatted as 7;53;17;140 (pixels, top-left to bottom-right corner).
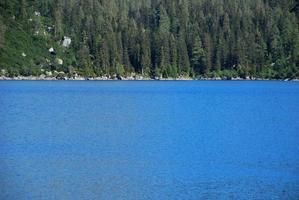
0;81;299;200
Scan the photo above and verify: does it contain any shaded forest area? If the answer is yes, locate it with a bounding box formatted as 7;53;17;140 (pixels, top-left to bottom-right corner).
0;0;298;79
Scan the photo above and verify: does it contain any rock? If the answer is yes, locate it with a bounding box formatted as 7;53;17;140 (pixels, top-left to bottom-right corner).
47;26;54;33
22;52;26;57
49;47;55;54
45;71;53;77
49;47;55;55
72;73;78;78
232;77;242;81
53;70;59;76
135;75;144;80
93;77;103;80
1;69;7;76
56;72;67;80
39;74;46;79
99;76;108;80
34;11;41;16
55;58;63;65
125;76;135;80
62;36;72;48
111;74;117;80
76;77;86;80
116;74;122;80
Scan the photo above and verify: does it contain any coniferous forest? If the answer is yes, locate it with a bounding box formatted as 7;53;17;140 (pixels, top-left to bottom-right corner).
0;0;298;79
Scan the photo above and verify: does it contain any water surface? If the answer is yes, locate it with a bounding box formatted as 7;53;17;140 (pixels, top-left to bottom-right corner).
0;81;299;199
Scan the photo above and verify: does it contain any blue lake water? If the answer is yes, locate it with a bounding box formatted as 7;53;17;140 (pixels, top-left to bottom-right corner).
0;81;299;199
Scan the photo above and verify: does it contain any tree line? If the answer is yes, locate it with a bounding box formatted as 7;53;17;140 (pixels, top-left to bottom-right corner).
0;0;298;79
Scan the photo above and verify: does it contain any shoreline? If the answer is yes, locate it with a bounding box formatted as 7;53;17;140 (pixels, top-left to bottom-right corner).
0;76;298;82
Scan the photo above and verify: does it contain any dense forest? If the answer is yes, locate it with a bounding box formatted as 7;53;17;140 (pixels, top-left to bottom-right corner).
0;0;298;79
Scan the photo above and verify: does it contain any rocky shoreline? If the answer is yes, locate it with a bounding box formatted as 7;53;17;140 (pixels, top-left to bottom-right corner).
0;75;186;81
0;75;298;81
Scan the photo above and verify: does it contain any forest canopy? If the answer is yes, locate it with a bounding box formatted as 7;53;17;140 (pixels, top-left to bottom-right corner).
0;0;298;79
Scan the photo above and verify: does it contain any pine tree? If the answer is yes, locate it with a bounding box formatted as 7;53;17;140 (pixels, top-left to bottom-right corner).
140;30;151;76
177;31;190;76
191;37;206;75
99;40;110;75
0;18;6;49
53;1;64;38
79;31;94;77
203;33;212;74
19;0;28;19
169;34;178;77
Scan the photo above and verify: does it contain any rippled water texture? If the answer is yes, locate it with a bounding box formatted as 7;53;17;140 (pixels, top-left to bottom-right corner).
1;81;299;199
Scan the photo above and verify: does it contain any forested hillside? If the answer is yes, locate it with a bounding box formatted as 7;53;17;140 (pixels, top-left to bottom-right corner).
0;0;298;79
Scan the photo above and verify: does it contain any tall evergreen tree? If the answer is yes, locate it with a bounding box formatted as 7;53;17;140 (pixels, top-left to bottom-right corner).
191;37;206;75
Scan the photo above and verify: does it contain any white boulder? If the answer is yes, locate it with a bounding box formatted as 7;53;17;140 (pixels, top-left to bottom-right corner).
56;58;63;65
1;69;7;75
34;11;41;16
39;74;46;79
62;36;72;48
49;47;55;54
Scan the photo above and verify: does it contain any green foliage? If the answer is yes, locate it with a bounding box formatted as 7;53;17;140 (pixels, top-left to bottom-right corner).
116;63;125;77
191;37;206;75
0;0;298;79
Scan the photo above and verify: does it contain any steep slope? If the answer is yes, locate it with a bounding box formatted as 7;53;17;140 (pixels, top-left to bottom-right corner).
0;0;298;79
